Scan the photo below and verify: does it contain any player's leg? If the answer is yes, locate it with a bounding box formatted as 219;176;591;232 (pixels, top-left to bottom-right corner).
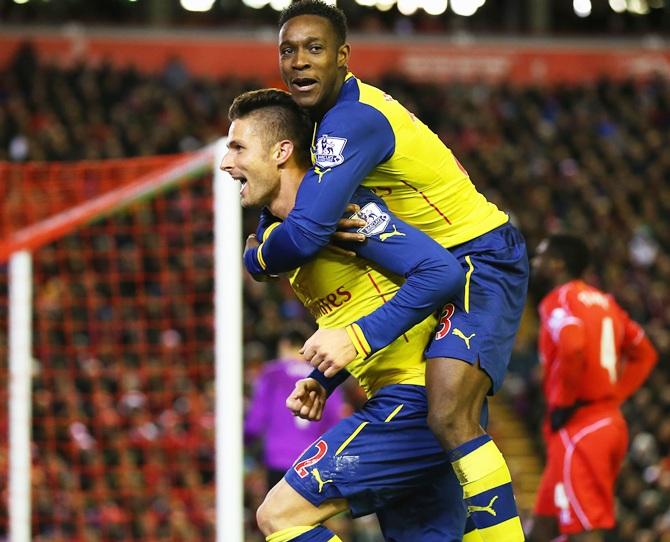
257;478;348;541
257;413;357;541
425;223;528;445
427;359;523;541
526;515;560;542
439;406;523;541
427;356;526;540
426;363;523;542
425;223;527;452
269;385;462;541
553;410;628;540
528;448;561;542
375;457;468;542
424;224;528;541
425;357;488;450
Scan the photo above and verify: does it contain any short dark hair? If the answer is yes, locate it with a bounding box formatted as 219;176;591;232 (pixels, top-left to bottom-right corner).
279;323;313;348
545;234;591;278
228;88;312;168
279;0;348;46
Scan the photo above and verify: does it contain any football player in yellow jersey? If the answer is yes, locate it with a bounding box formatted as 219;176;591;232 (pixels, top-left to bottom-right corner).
223;88;489;542
242;2;528;541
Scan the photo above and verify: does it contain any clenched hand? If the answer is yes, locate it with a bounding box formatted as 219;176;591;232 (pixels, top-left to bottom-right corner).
301;327;358;378
286;378;328;421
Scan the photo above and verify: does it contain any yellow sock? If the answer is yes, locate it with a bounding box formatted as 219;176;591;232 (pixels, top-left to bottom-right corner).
266;525;342;542
267;526;313;542
450;436;524;542
463;526;485;541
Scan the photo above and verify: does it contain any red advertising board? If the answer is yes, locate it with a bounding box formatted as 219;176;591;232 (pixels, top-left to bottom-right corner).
1;28;669;84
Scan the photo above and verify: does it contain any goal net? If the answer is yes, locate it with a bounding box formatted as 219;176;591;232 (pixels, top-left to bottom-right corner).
1;142;243;542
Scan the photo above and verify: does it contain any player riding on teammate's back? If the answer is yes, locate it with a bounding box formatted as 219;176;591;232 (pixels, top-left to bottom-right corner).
223;88;473;542
243;3;529;540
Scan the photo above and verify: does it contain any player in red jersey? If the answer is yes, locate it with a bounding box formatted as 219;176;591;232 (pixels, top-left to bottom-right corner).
528;234;658;542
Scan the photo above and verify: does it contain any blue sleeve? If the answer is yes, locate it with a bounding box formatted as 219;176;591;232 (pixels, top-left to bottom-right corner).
256;208;279;240
244;208;281;282
308;367;351;398
244;102;395;276
348;189;466;354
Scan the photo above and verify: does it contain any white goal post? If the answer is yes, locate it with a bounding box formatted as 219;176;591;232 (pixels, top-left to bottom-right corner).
5;139;244;542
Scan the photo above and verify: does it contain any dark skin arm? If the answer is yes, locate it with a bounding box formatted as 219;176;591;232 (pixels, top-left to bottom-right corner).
324;203;366;256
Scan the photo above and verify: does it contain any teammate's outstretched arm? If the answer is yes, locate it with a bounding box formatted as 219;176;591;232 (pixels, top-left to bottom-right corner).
244;101;394;277
303;189;466;377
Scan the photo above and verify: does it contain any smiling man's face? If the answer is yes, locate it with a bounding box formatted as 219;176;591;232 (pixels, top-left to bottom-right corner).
279;14;349;116
220;115;280;209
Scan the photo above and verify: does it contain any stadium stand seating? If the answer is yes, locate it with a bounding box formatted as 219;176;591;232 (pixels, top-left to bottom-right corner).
1;43;668;541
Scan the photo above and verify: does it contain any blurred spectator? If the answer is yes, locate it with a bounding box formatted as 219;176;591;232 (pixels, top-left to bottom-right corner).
244;324;345;490
0;43;262;162
244;325;350;541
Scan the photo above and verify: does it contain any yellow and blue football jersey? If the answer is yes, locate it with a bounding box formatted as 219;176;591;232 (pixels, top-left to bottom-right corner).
242;74;527;375
289;253;435;397
245;72;508;277
257;188;465;397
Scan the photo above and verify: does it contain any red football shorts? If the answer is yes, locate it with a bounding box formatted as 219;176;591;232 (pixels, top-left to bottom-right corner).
534;406;628;534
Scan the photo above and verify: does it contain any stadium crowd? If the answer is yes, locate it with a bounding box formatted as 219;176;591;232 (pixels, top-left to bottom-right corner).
1;43;669;541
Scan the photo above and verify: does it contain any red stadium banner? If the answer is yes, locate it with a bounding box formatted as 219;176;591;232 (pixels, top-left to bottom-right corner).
1;29;670;84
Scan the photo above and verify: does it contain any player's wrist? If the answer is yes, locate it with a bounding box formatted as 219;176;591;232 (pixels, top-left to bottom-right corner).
306;377;326;395
308;367;350;397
